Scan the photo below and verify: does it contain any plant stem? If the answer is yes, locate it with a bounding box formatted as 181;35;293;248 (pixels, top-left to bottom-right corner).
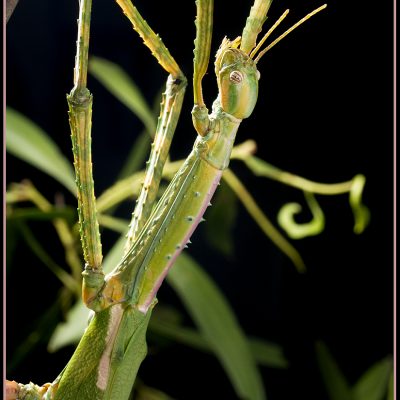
223;168;306;272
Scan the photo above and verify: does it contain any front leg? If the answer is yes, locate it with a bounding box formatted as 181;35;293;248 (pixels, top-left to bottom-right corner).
123;74;187;254
113;0;188;253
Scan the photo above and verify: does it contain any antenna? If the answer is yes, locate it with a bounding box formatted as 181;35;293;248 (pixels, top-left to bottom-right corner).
254;4;327;64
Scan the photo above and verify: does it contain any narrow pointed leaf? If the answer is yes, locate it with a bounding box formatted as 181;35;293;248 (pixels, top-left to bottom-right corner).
352;357;393;400
149;312;288;368
387;369;394;400
117;88;163;181
315;341;353;400
249;338;288;369
89;56;156;135
6;108;76;193
48;298;89;352
167;253;266;400
117;130;151;180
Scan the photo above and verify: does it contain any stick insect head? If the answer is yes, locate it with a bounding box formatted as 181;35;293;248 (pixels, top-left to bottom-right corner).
215;37;260;120
214;3;327;120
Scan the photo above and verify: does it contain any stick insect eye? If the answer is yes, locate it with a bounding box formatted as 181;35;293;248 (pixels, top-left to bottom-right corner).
256;70;261;80
229;70;243;84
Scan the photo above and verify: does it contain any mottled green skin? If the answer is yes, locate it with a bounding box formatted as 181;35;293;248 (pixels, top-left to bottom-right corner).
53;305;151;399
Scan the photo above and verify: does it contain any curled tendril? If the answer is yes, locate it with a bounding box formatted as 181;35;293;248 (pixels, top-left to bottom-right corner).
235;155;370;239
277;192;325;239
276;174;369;239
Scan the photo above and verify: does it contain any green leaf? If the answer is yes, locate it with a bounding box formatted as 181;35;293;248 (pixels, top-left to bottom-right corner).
149;309;288;369
102;233;127;274
167;253;266;400
315;341;353;400
204;182;237;256
117;88;163;181
18;222;79;294
387;369;394;400
6;107;76;193
249;338;289;369
89;56;156;136
48;299;88;352
117;130;152;180
352;356;393;400
98;215;129;234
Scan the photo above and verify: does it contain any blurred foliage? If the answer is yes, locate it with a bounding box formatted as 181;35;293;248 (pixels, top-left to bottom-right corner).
315;341;393;400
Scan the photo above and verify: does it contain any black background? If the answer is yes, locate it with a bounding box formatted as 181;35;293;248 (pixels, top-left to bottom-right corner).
6;0;394;399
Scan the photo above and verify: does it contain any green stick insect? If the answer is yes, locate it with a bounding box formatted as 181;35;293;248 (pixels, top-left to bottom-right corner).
6;0;328;398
